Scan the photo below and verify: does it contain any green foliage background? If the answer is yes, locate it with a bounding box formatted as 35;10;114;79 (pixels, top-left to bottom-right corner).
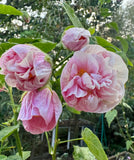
0;0;134;159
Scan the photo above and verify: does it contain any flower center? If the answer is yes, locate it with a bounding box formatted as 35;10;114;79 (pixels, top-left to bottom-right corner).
28;72;34;80
78;69;85;76
79;36;86;40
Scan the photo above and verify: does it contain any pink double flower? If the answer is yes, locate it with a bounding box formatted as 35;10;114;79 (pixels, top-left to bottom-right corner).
0;27;129;134
0;44;52;91
60;44;128;113
18;88;62;134
0;44;62;134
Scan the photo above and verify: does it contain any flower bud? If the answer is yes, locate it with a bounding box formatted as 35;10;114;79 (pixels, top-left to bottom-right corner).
62;27;91;51
22;11;30;23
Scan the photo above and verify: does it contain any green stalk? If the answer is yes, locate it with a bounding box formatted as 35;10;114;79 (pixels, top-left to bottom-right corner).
116;116;126;140
53;52;73;70
116;115;134;152
59;137;83;144
122;105;131;140
45;132;51;154
52;122;59;160
14;130;23;157
8;87;23;158
49;118;85;160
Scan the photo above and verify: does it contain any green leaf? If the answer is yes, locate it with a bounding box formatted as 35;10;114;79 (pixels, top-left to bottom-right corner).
16;151;31;160
114;132;122;137
54;63;65;78
106;22;119;33
98;0;111;6
95;36;121;52
0;74;5;88
116;37;128;54
88;27;95;35
0;155;7;160
64;25;74;31
62;2;83;28
7;155;21;160
82;128;108;160
73;146;96;160
105;109;117;128
122;102;133;112
0;43;16;56
0;125;19;141
0;4;22;15
126;140;133;150
127;58;133;67
33;40;57;53
66;106;81;115
100;8;111;18
8;38;40;44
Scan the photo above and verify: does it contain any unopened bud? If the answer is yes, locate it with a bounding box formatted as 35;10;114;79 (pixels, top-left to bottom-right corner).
22;11;30;23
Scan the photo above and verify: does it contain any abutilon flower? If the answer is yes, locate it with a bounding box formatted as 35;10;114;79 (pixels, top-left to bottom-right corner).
18;88;62;134
60;45;128;113
0;44;52;91
62;27;91;51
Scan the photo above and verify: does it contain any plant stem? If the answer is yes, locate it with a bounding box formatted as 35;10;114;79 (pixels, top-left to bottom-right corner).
50;121;84;160
52;122;59;160
122;105;131;140
116;116;126;140
14;130;23;157
59;137;83;144
45;132;51;154
8;87;23;158
53;52;73;70
8;87;17;124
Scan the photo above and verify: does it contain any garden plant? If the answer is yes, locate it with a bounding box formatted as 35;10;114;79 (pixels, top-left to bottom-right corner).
0;0;134;160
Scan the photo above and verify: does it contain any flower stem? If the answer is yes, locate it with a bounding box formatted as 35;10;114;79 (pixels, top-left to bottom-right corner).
116;116;126;140
58;137;83;144
122;105;131;140
14;130;23;157
8;87;23;158
52;121;59;160
53;52;73;70
45;132;51;154
51;120;84;160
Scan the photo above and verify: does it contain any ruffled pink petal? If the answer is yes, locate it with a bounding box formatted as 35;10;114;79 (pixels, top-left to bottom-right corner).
5;74;17;87
18;88;62;134
62;27;91;51
17;91;34;120
12;44;31;60
23;116;47;134
0;44;52;91
33;54;52;81
109;51;128;84
60;44;128;113
62;76;87;98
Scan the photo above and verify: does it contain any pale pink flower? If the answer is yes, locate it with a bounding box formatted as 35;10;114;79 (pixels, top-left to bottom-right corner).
62;27;91;51
18;88;62;134
0;44;52;91
60;45;128;113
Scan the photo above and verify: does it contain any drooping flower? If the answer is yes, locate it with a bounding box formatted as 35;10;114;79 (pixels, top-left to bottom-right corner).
62;27;91;51
60;45;128;113
0;44;52;91
18;88;62;134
